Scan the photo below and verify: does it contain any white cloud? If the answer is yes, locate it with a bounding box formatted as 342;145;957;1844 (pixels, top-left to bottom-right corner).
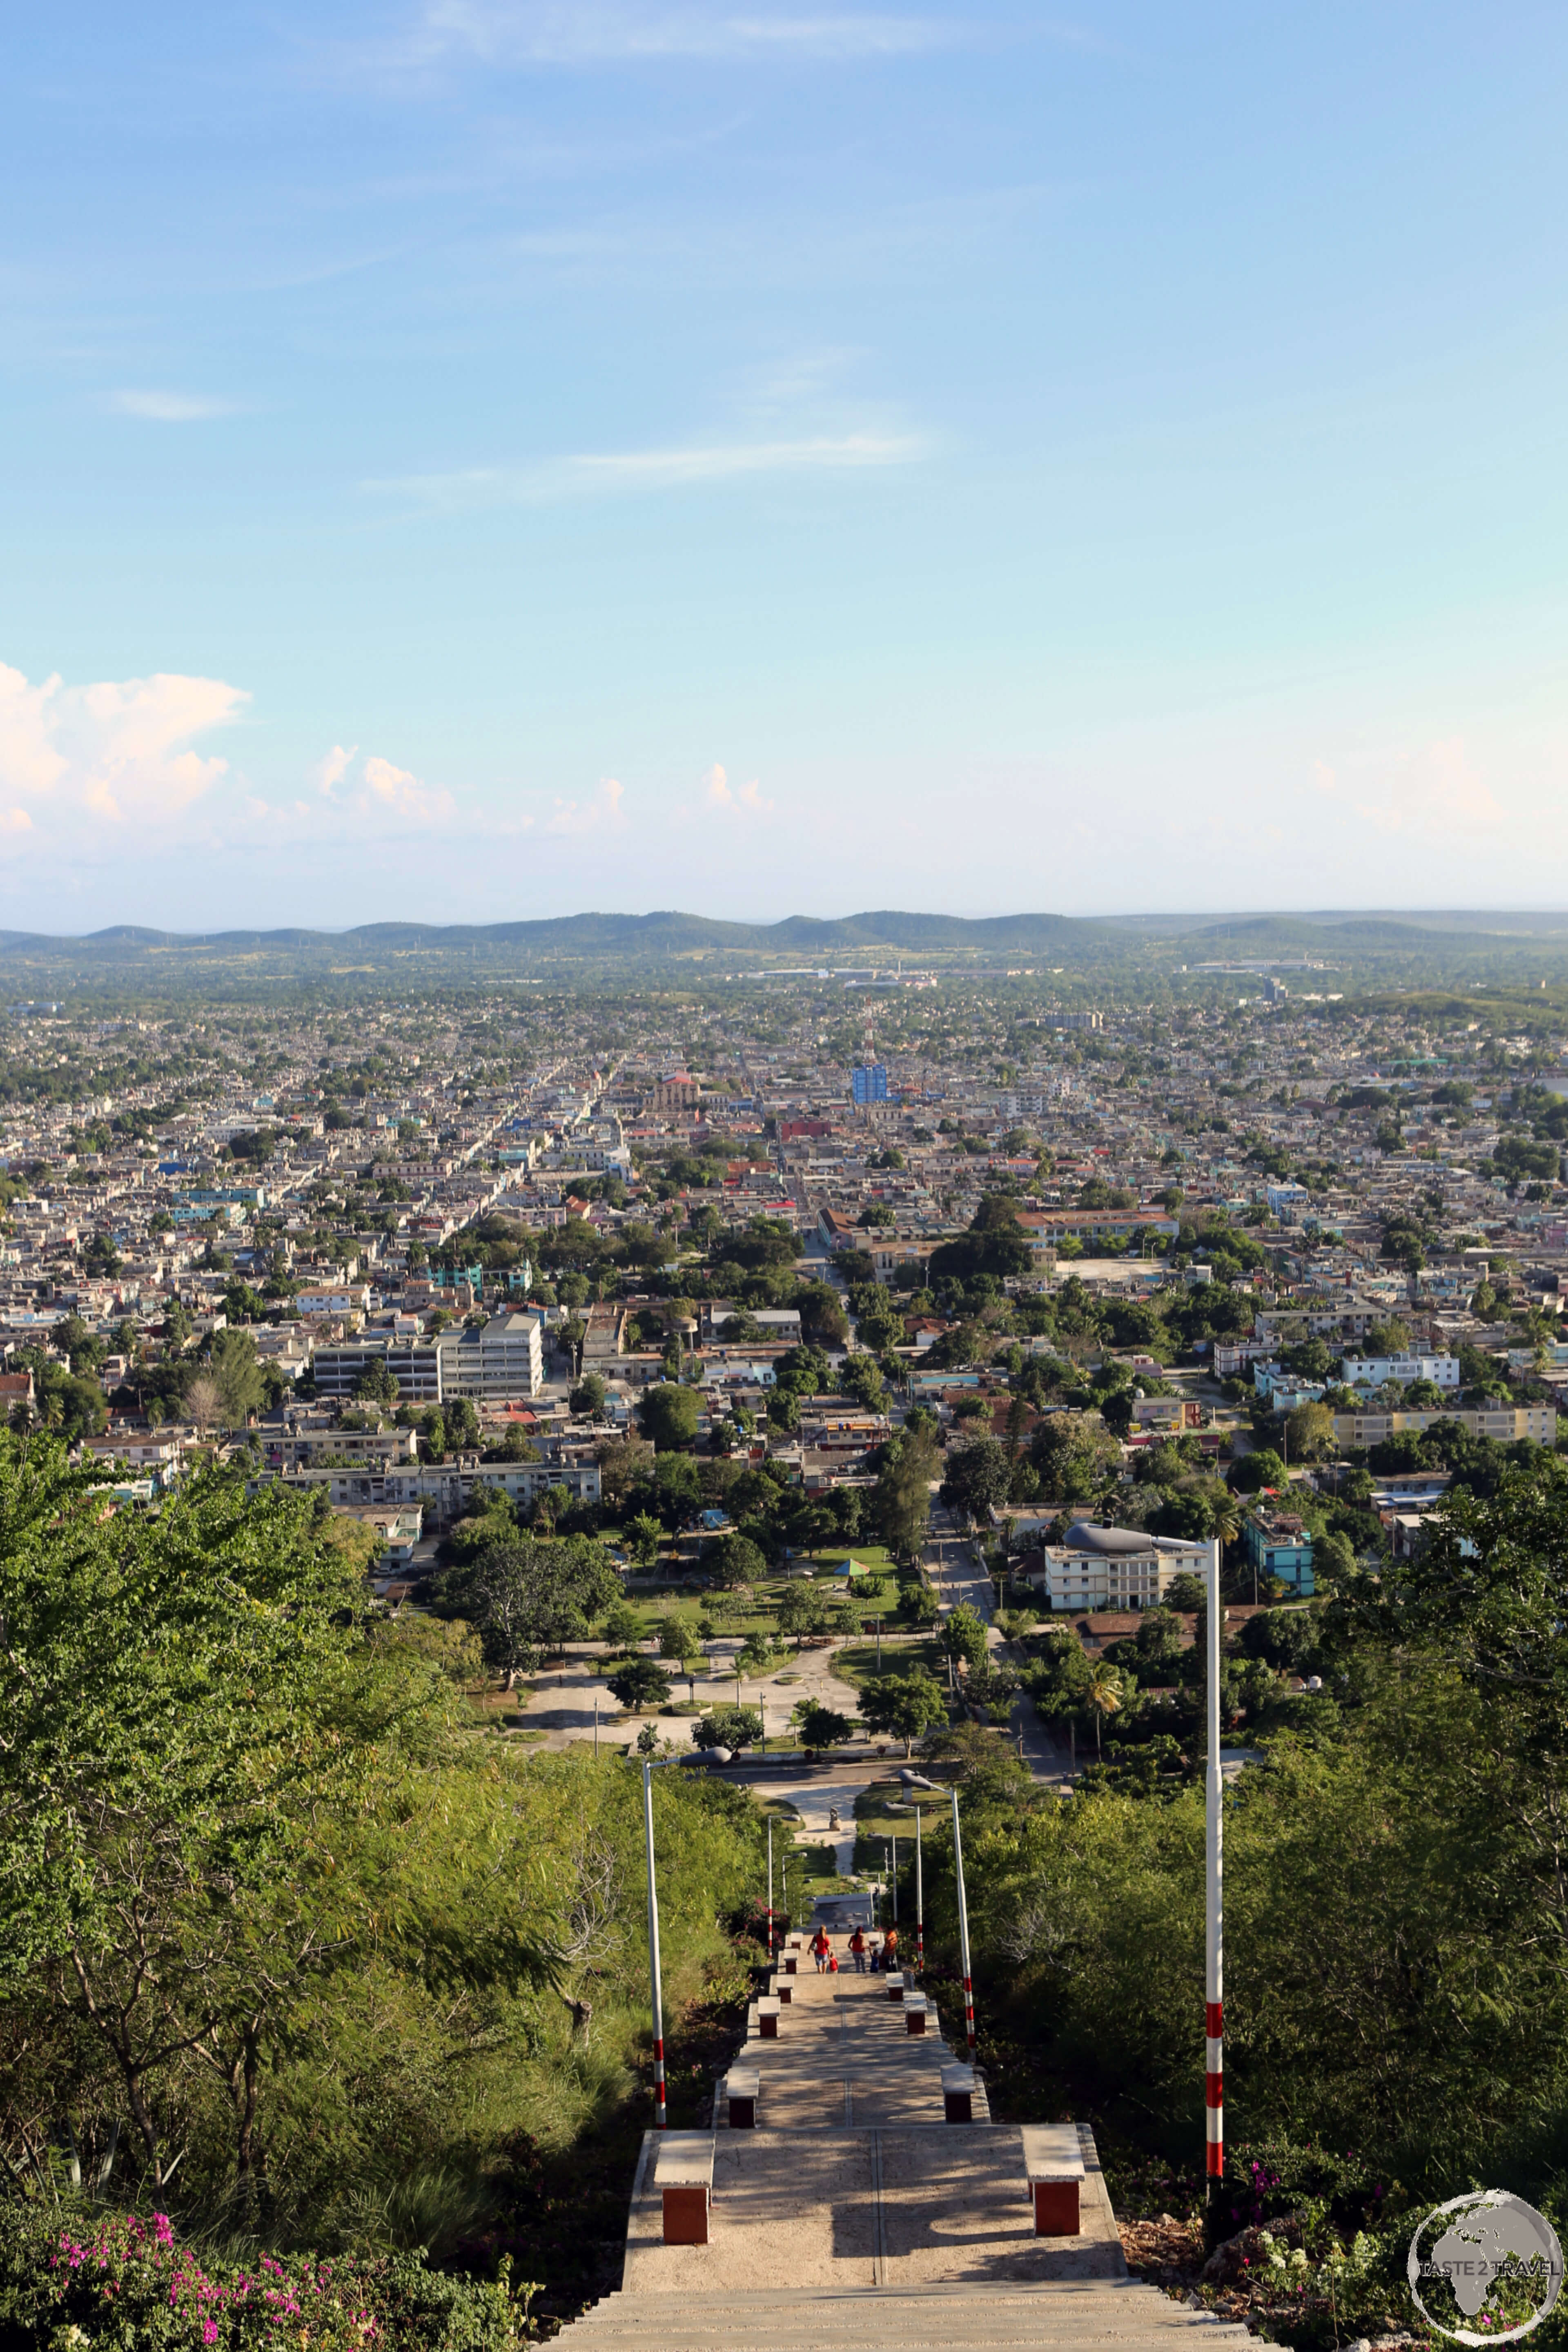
410;2;955;66
361;753;456;824
545;776;626;833
1311;739;1507;840
316;742;359;797
0;660;248;836
108;391;238;422
369;430;924;509
308;744;456;826
703;761;773;814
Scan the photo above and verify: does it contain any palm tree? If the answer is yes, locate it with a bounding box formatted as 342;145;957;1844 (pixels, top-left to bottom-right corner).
1085;1662;1123;1756
1209;1488;1244;1554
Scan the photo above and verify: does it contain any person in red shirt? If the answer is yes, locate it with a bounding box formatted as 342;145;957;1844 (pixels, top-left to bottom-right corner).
882;1925;899;1973
811;1927;831;1972
848;1927;867;1973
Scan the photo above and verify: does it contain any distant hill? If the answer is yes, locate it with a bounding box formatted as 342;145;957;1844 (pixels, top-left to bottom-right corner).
0;910;1116;961
0;906;1566;999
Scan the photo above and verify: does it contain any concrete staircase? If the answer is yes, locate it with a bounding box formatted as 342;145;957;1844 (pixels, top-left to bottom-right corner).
562;1959;1249;2350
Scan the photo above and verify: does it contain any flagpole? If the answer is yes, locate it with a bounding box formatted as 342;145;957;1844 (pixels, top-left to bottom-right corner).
951;1785;975;2058
915;1803;924;1970
642;1760;667;2130
1205;1536;1224;2216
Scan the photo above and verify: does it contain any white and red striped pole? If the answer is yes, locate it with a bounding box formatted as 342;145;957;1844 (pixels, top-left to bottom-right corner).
915;1803;924;1971
951;1784;976;2057
1204;1536;1224;2212
642;1760;667;2130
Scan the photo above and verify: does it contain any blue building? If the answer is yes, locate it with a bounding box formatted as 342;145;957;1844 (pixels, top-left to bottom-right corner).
1242;1512;1315;1597
852;1062;889;1105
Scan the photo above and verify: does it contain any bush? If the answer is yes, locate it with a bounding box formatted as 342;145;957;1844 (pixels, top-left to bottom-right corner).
0;2206;538;2351
607;1657;673;1711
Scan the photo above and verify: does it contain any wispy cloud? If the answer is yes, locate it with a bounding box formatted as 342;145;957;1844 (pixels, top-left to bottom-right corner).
545;776;626;834
407;2;957;66
704;761;773;815
1311;740;1508;840
107;390;239;423
371;430;925;509
316;743;456;826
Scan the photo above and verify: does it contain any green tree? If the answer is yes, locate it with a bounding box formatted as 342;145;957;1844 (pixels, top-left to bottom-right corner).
608;1657;673;1712
1084;1659;1124;1754
839;1350;889;1412
775;1581;830;1648
599;1599;644;1651
692;1704;764;1753
441;1536;620;1683
352;1355;401;1406
210;1327;267;1425
1029;1410;1122;1503
859;1669;948;1755
0;1441;553;2196
656;1613;702;1672
898;1580;940;1630
1232;1446;1288;1494
638;1382;700;1451
570;1372;609;1420
874;1421;941;1561
627;1510;665;1568
940;1434;1011;1529
445;1396;482;1450
1285;1401;1335;1461
938;1602;989;1670
794;1701;855;1751
713;1532;767;1587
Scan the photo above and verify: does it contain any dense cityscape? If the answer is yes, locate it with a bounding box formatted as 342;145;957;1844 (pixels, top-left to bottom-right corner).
4;926;1568;2343
10;0;1568;2334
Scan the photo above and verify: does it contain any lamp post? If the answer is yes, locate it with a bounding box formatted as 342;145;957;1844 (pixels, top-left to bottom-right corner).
889;1834;898;1924
915;1803;924;1971
641;1760;668;2130
951;1785;975;2058
1205;1536;1224;2217
767;1814;775;1958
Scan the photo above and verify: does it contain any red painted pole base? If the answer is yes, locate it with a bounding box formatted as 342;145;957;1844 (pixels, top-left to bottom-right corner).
1032;2182;1081;2237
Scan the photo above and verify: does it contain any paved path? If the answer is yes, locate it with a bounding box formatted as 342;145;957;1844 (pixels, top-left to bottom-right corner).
511;1627;929;1756
560;1954;1255;2352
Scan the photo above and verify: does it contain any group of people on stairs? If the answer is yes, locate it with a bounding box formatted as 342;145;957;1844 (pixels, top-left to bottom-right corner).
806;1924;900;1976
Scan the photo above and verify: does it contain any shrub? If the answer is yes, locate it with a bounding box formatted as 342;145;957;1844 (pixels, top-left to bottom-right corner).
0;2207;539;2351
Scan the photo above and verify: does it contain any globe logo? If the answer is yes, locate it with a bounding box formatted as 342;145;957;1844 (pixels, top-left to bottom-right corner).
1408;2192;1563;2344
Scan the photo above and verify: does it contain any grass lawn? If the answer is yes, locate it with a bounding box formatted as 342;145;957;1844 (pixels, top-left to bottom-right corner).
851;1781;947;1875
612;1552;910;1648
831;1635;948;1691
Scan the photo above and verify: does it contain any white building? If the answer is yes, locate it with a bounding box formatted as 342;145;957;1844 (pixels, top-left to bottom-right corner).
437;1310;544;1402
1025;1522;1212;1613
1340;1354;1459;1390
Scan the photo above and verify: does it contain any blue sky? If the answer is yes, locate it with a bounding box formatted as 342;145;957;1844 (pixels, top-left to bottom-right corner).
2;1;1566;929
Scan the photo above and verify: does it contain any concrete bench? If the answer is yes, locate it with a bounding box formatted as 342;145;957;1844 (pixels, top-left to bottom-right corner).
767;1973;793;2005
655;2132;715;2245
902;1992;928;2036
757;1996;782;2040
1021;2124;1085;2237
941;2063;977;2123
886;1967;910;2002
720;2067;760;2129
